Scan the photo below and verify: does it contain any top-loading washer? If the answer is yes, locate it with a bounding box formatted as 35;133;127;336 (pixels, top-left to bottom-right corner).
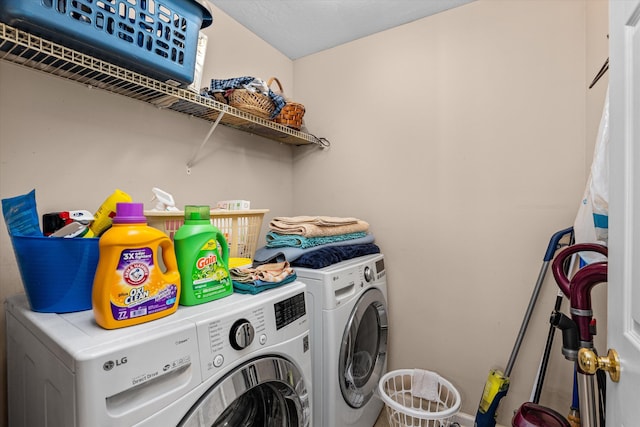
6;281;311;427
295;253;388;427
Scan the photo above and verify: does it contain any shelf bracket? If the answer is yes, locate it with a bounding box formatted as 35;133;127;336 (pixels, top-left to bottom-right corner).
186;110;226;174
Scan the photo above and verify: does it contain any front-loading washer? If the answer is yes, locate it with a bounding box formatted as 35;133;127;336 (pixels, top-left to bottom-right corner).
295;253;388;427
6;281;311;427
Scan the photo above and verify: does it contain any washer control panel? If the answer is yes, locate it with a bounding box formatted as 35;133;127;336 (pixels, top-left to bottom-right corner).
274;292;306;330
374;257;386;280
359;256;386;282
194;285;308;380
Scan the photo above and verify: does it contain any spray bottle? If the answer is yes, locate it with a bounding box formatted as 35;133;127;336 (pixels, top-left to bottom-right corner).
174;205;232;306
151;187;179;211
92;202;181;329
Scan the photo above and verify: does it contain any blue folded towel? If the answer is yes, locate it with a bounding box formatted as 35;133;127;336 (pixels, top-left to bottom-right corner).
291;244;380;269
232;272;298;294
266;231;367;249
253;234;376;266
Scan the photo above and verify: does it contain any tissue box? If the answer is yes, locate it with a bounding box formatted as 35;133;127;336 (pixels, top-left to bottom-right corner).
216;200;250;210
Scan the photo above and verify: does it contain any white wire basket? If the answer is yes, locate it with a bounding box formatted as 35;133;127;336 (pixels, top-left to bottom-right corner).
378;369;461;427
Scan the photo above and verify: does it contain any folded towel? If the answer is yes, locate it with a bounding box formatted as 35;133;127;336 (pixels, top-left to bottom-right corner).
291;243;380;269
269;216;369;238
271;216;360;227
230;261;293;283
230;261;296;294
266;231;367;249
232;272;297;294
253;234;376;266
412;369;440;402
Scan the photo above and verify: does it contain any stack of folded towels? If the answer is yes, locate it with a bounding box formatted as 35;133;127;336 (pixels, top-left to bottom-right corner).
252;216;380;269
230;261;297;294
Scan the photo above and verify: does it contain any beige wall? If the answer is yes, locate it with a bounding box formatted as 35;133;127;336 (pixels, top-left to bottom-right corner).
293;0;608;423
0;1;608;426
0;7;294;425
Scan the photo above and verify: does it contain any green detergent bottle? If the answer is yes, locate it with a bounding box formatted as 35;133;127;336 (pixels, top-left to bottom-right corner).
174;205;232;306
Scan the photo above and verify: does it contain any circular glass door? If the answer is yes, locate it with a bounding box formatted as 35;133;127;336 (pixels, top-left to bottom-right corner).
338;288;388;408
179;356;310;427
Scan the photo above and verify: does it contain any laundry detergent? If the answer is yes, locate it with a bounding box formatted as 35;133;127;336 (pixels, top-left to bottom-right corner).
174;205;232;306
92;202;180;329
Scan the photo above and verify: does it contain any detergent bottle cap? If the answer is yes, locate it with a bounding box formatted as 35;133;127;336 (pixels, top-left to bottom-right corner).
113;203;147;224
184;205;211;223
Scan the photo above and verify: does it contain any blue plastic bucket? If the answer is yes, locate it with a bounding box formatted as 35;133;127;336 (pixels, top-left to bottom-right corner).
10;235;99;313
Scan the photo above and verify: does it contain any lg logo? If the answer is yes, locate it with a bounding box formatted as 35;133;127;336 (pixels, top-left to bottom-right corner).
103;357;128;371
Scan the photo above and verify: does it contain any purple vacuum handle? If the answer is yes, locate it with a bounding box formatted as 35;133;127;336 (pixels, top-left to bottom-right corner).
551;243;608;297
570;261;608;344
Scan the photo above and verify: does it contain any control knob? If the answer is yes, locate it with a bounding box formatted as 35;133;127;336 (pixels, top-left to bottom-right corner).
230;319;255;350
364;266;374;282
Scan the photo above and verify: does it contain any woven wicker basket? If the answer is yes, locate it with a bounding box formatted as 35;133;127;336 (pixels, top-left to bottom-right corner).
228;87;275;119
268;77;305;130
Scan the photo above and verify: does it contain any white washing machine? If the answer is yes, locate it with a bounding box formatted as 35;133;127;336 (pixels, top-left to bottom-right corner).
5;281;312;427
295;253;388;427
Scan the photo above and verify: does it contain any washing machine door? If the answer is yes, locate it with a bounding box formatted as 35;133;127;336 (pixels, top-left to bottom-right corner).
338;287;388;408
178;356;310;427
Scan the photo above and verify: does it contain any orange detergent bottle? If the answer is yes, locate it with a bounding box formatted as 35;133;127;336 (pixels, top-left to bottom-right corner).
92;202;181;329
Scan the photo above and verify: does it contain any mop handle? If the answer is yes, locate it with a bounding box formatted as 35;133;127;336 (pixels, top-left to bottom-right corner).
544;227;574;262
504;227;574;376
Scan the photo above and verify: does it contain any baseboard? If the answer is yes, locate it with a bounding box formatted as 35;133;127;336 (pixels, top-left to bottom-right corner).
454;412;475;426
454;412;506;427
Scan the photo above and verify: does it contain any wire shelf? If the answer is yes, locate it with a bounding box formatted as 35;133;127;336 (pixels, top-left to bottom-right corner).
0;22;328;147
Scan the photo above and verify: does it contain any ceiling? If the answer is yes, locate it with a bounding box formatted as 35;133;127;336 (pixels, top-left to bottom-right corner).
208;0;476;60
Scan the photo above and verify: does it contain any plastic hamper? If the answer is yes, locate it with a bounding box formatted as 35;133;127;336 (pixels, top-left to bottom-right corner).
145;209;268;261
0;0;213;85
378;369;461;427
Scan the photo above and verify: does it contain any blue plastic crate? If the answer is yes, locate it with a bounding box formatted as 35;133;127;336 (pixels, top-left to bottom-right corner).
0;0;213;86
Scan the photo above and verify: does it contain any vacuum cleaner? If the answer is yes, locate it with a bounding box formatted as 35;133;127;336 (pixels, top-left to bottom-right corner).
511;242;611;427
474;227;574;427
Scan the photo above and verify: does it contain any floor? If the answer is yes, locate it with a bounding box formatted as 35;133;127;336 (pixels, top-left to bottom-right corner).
373;409;494;427
374;408;389;427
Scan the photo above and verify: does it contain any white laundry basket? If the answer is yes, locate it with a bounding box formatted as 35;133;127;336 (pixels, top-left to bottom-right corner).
378;369;461;427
